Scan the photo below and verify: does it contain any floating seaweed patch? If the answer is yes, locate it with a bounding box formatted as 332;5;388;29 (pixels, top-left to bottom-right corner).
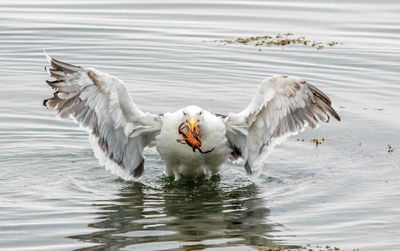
207;33;342;50
311;137;325;146
259;243;346;251
297;137;325;146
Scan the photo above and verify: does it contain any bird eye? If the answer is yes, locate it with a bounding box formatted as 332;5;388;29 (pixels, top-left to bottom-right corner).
183;111;187;116
199;111;203;115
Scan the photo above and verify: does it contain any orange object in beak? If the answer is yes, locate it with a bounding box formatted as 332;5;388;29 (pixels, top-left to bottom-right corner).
177;121;214;154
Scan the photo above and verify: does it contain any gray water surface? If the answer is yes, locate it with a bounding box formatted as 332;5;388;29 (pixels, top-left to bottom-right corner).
1;1;400;250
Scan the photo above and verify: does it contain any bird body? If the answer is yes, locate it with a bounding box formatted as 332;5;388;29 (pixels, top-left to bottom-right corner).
157;106;230;179
42;52;340;181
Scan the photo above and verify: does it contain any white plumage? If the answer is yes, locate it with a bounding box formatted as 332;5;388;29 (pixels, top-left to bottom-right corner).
43;53;340;180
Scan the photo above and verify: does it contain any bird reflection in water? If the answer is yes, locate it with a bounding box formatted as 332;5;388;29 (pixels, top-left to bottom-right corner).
69;176;284;250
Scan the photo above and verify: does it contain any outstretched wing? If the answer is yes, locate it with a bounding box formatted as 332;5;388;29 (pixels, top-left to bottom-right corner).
224;75;340;175
43;52;162;180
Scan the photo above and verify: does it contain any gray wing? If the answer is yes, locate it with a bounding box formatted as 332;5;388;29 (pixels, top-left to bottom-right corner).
224;75;340;175
43;52;162;180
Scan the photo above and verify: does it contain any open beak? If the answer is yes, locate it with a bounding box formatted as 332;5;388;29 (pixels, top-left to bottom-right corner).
189;117;196;132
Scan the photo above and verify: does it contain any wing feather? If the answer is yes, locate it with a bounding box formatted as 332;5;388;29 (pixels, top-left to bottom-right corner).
43;52;162;180
225;75;340;175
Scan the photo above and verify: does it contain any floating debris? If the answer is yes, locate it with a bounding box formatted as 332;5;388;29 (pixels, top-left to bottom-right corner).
297;138;327;147
388;144;394;153
311;138;323;146
208;33;342;50
259;244;346;251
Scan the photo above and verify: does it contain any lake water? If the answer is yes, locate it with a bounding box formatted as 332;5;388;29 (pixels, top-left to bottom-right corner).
1;1;399;250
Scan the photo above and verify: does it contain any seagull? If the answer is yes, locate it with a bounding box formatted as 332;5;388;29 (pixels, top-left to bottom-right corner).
43;52;340;180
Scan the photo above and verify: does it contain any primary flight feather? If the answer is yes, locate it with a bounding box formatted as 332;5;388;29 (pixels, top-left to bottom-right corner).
42;53;340;180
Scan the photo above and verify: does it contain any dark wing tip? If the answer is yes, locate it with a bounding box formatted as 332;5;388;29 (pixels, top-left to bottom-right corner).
306;82;332;105
44;51;82;73
131;159;145;178
330;107;341;121
43;98;49;107
244;161;253;175
306;82;341;122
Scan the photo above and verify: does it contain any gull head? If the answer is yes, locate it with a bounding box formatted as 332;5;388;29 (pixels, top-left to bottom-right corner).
182;105;203;132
